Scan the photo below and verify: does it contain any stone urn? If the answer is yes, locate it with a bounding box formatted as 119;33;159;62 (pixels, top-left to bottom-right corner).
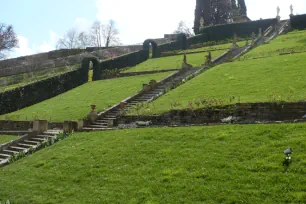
91;104;96;112
88;104;98;122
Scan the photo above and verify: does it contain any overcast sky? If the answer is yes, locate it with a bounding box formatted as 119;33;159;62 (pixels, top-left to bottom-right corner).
1;0;306;59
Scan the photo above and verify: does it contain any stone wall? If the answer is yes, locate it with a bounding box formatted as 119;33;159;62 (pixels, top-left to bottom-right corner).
119;102;306;125
0;45;143;77
0;120;63;131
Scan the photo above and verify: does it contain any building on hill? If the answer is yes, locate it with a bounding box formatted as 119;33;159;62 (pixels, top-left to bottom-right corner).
194;0;250;34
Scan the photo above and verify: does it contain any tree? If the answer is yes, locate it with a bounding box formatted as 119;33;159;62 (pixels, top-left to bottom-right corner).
57;29;91;49
210;0;232;25
90;20;120;48
173;21;194;36
194;0;234;34
0;23;18;59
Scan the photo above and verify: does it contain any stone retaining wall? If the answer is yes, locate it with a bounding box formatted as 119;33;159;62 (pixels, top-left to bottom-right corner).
119;102;306;125
0;120;63;131
0;45;143;77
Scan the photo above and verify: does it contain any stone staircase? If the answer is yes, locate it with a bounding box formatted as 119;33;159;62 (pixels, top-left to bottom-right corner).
82;68;201;131
82;23;284;132
0;129;61;167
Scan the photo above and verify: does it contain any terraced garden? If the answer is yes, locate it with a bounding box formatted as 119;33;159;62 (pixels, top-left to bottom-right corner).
1;124;306;203
129;52;306;115
241;30;306;60
0;72;173;122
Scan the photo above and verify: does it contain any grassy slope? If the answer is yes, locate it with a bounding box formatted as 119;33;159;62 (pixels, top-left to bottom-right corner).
183;41;246;53
135;52;306;114
243;30;306;59
0;135;17;144
123;50;226;73
1;124;306;203
0;72;173;122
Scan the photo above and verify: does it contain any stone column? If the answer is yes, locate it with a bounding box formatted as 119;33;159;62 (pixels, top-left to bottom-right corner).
143;84;152;92
33;120;48;133
63;121;83;133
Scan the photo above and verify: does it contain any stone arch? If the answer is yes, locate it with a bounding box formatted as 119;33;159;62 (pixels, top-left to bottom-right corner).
81;57;101;81
143;39;158;58
176;33;188;50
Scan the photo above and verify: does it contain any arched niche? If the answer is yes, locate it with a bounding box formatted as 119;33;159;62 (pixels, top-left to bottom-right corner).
143;39;158;58
81;57;101;81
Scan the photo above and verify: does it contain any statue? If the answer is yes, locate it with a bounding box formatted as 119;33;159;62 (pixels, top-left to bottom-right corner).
199;17;205;30
205;52;212;66
290;4;294;16
233;33;238;48
277;6;280;17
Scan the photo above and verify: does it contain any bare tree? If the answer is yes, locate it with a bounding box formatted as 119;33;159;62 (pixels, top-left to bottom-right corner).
173;21;194;37
0;23;19;59
78;32;91;49
57;29;79;49
90;20;120;48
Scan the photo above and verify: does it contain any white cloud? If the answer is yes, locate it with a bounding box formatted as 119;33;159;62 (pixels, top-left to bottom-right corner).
74;18;92;33
246;0;306;20
96;0;195;45
8;30;60;59
39;30;60;53
10;35;34;58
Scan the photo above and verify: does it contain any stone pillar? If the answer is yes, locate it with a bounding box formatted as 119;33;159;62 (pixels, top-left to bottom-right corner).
33;120;48;133
63;121;83;133
149;80;157;89
143;84;152;92
120;102;127;110
107;120;114;128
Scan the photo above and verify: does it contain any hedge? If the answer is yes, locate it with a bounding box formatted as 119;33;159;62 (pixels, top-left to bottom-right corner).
198;18;277;42
100;50;148;73
0;65;88;115
290;14;306;30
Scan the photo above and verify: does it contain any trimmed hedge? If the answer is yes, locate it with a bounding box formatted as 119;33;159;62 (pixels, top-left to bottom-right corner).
290;14;306;30
198;18;277;42
100;50;148;76
155;34;188;57
0;66;88;115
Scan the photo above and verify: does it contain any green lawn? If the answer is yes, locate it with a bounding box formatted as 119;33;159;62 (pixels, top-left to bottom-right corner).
0;72;173;122
1;124;306;203
133;52;306;114
0;135;17;145
123;50;226;73
242;30;306;60
183;41;246;53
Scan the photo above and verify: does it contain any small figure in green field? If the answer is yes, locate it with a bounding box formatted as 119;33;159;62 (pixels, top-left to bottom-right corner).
205;51;212;65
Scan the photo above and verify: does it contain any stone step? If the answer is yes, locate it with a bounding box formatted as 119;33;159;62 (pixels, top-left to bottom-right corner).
37;135;56;138
0;153;11;159
24;140;40;145
2;150;19;155
92;122;108;126
9;146;27;151
96;119;111;123
82;127;112;132
30;137;46;142
102;117;116;120
18;143;35;148
88;125;108;128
